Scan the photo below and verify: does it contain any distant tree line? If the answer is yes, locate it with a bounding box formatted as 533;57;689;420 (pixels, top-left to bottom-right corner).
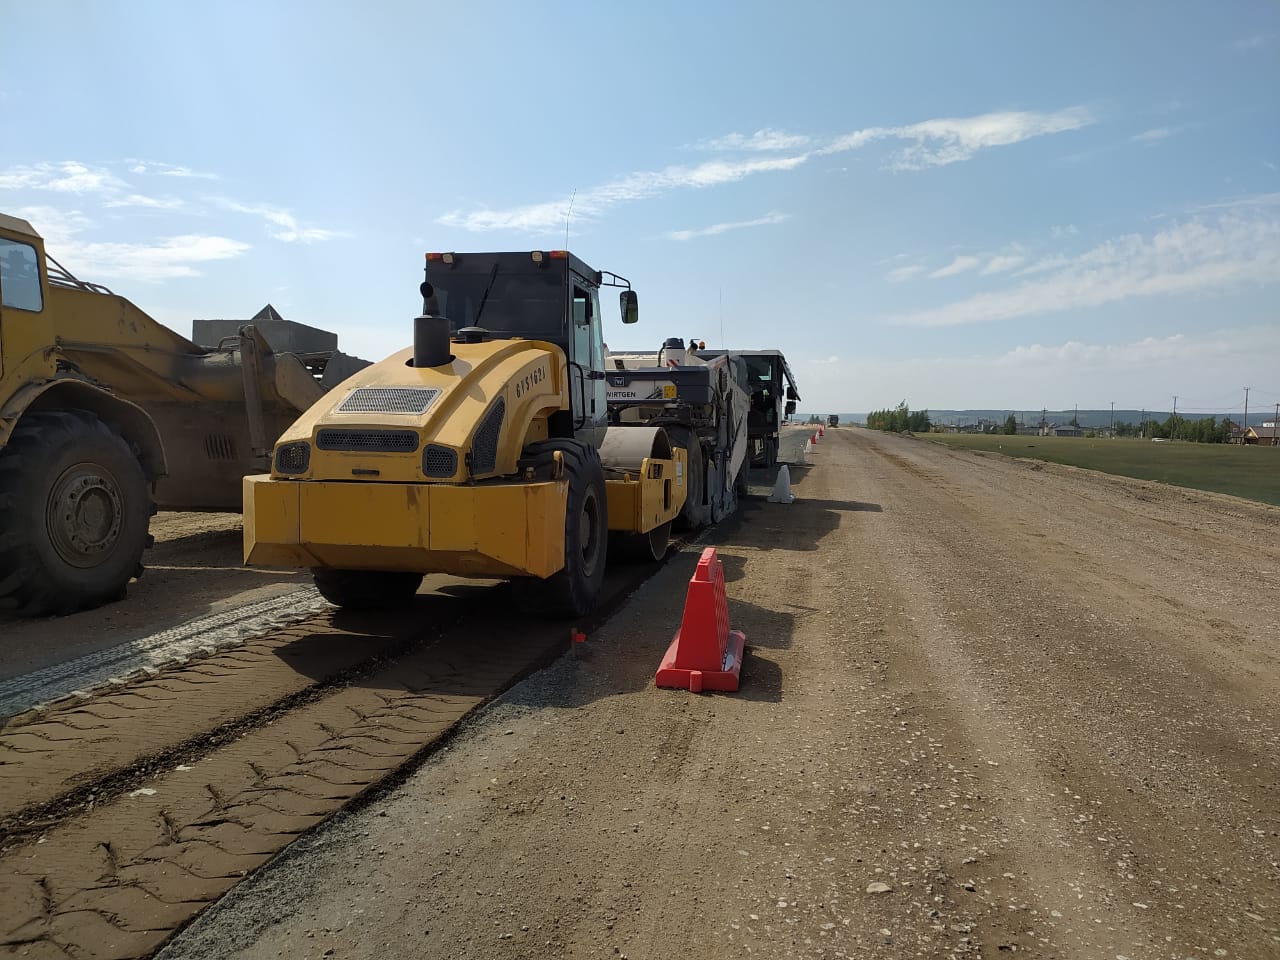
866;401;931;433
1133;415;1236;443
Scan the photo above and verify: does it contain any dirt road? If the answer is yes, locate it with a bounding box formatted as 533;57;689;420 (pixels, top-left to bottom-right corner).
158;428;1279;960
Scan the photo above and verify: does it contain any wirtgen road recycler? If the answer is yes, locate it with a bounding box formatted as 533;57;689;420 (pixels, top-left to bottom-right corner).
243;250;687;616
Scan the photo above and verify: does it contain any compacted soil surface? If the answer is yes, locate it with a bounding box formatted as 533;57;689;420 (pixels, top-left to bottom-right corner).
156;428;1279;960
0;513;307;681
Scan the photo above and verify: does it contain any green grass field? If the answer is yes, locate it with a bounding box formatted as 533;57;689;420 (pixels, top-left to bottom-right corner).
923;433;1280;506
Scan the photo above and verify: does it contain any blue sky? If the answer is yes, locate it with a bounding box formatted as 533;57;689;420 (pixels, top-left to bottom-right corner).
2;1;1278;417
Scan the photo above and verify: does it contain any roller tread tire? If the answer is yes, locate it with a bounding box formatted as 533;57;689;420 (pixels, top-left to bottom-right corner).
665;425;708;529
312;568;424;609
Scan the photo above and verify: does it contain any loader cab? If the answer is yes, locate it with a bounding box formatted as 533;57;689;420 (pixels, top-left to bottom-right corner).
423;250;636;447
0;213;52;381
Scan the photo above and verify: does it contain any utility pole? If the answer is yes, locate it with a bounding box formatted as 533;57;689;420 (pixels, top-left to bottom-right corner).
1140;409;1146;438
1109;401;1114;437
1274;403;1279;446
1243;386;1250;432
1172;395;1178;439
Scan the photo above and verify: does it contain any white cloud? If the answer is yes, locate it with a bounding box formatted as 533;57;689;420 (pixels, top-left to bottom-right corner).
1131;127;1175;144
1050;223;1078;239
11;206;94;246
215;199;343;243
2;159;193;211
889;213;1280;328
439;155;807;233
440;107;1091;232
160;165;218;180
994;328;1280;376
1235;33;1275;50
12;204;248;282
669;211;789;241
886;264;926;283
698;129;812;152
822;324;1280;412
1195;192;1280;211
102;194;186;211
0;160;126;195
980;254;1025;275
1013;254;1070;277
821;107;1094;170
929;255;982;278
129;160;219;180
59;235;251;281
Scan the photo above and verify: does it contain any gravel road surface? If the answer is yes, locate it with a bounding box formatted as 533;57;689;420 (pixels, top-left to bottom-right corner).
142;429;1280;958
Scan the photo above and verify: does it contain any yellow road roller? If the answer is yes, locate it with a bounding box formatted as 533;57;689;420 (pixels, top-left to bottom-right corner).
243;250;686;615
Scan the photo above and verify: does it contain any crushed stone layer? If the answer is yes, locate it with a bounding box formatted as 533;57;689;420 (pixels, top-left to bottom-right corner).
0;589;333;720
0;603;436;822
161;427;1279;960
0;597;568;959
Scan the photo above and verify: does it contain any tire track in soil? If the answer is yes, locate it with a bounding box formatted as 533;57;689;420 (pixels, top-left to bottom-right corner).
0;538;707;959
0;617;563;959
0;604;446;825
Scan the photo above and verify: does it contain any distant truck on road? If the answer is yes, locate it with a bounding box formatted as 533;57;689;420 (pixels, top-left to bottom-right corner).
827;414;839;427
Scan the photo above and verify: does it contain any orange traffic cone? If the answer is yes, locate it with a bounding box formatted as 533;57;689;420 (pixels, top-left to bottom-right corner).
655;548;747;693
819;426;825;437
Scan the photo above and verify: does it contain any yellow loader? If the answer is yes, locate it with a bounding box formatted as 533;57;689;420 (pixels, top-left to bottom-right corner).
244;250;687;616
0;212;367;615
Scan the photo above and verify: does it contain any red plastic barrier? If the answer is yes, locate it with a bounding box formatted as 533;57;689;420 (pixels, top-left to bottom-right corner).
655;547;747;693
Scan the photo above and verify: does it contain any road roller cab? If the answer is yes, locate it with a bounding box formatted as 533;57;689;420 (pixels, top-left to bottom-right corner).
244;250;687;616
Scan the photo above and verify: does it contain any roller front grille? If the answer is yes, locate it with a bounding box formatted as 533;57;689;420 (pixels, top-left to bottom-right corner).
337;387;441;415
470;398;505;475
316;429;419;453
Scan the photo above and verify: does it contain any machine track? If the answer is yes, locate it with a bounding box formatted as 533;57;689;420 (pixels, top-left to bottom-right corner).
0;535;708;959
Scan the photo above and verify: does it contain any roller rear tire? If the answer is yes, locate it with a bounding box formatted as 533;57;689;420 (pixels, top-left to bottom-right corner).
512;439;607;617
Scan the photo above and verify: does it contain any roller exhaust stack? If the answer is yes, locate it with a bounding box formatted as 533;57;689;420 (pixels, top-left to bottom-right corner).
413;314;451;368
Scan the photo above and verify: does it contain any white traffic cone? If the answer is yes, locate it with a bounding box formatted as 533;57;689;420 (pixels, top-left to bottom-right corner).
768;464;796;503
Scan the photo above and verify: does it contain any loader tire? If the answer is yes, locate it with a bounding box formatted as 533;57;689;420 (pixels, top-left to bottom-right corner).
312;568;424;610
0;411;152;616
512;439;607;617
666;425;708;529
